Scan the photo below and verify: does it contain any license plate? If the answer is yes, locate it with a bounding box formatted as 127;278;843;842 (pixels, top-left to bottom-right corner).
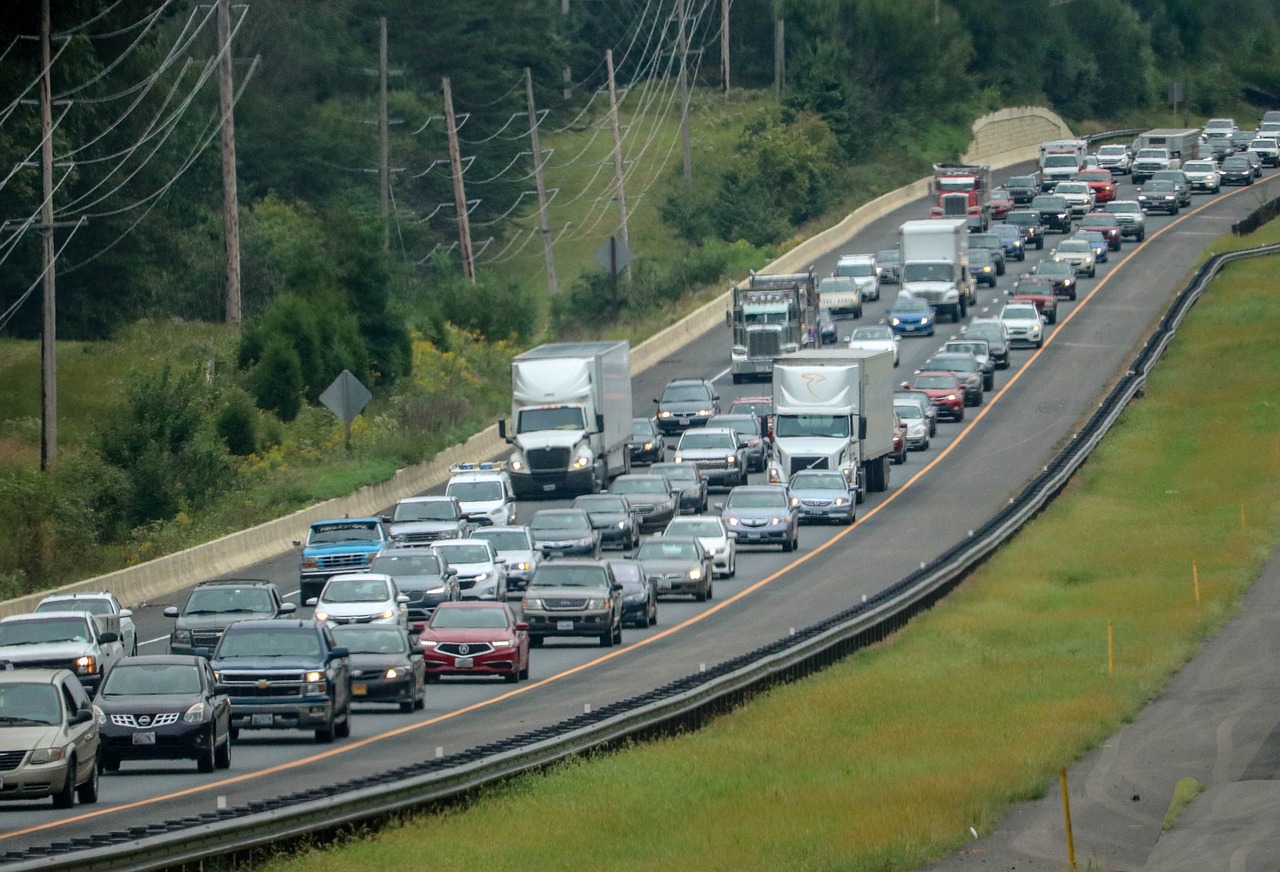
352;683;367;696
657;580;672;591
678;417;690;425
542;484;555;492
556;620;575;631
132;731;155;745
251;713;273;727
748;532;763;539
455;657;474;669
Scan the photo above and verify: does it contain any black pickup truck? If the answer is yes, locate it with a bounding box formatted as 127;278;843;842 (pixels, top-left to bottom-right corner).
209;619;352;743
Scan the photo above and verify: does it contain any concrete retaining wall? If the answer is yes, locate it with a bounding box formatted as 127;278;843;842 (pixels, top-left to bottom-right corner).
1;108;1075;618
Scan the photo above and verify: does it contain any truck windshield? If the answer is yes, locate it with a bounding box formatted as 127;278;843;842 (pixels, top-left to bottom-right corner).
774;415;850;439
901;263;952;282
1043;155;1078;168
743;309;788;325
517;406;585;433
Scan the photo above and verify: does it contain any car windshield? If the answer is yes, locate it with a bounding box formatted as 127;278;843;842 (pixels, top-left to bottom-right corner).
1183;162;1215;172
666;519;723;538
729;401;770;415
970;250;993;263
637;540;699;560
433;544;492;564
446;481;503;501
186;587;274;614
612;478;666;495
216;629;321;659
575;496;628;513
661;384;711;403
849;326;893;341
1057;241;1090;253
835;260;876;277
332;627;410;653
0;684;62;725
945;342;986;356
1098;146;1126;156
709;417;756;436
679;431;736;449
102;663;202;696
372;553;444;576
930;356;977;372
913;375;957;389
791;472;847;490
967;324;1004;342
529;566;609;589
632;419;655;436
773;415;850;439
428;606;510;629
895;403;924;420
1222;158;1250;169
473;530;530;551
893;297;934;314
531;512;590;532
1143;181;1174;192
36;598;112;616
517;406;586;432
1044;155;1078;168
900;263;951;283
392;501;458;522
653;465;697;483
726;490;787;509
322;579;391;603
309;522;381;544
0;617;89;646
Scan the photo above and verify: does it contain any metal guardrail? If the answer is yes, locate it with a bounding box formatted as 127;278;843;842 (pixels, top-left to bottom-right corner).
7;142;1270;872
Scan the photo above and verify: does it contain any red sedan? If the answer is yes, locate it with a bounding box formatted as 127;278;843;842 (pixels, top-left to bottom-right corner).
1076;169;1116;203
989;188;1014;220
419;602;530;683
906;371;965;421
1009;277;1060;324
1079;212;1122;250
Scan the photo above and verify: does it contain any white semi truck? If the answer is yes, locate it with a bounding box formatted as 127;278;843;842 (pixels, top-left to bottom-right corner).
898;218;974;323
498;341;632;498
767;347;895;502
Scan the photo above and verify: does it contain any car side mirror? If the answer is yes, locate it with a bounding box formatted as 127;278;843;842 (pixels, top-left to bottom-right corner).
327;646;349;661
119;609;133;619
611;583;623;593
305;597;318;607
653;398;660;404
515;621;529;631
69;709;93;726
292;538;302;547
163;606;179;618
396;594;410;604
494;556;507;564
445;568;459;578
727;531;738;539
194;646;212;659
99;631;119;644
713;502;724;511
279;602;297;615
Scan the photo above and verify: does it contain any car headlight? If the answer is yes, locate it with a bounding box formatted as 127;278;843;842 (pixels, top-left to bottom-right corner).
920;317;930;325
586;598;610;610
420;640;438;648
725;455;737;464
380;608;396;620
790;497;799;506
945;394;958;401
29;747;66;765
522;598;542;610
306;671;323;683
727;516;740;525
385;668;401;679
890;317;901;326
172;629;192;644
673;454;684;463
571;453;593;470
768;517;783;526
492;639;514;649
300;556;319;570
687;567;703;580
512;561;532;572
75;655;97;676
657;410;672;418
696;408;714;417
314;610;330;622
183;701;208;723
833;497;848;506
642;441;654;450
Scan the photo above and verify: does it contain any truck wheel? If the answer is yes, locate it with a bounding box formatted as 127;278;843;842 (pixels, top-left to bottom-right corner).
957;301;967;321
731;373;743;385
315;721;336;743
335;702;351;738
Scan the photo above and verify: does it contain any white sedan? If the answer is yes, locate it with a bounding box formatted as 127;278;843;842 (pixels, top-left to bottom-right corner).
1050;239;1097;277
663;515;737;578
846;324;900;366
999;302;1045;349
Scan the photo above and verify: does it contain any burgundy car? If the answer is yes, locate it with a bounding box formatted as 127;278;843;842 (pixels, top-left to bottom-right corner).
419;602;530;683
1075;168;1116;203
891;413;908;464
1079;213;1122;250
1009;277;1060;325
727;395;774;440
906;371;965;422
989;188;1014;220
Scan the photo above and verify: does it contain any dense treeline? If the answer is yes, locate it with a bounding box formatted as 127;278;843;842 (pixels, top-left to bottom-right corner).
0;0;1278;593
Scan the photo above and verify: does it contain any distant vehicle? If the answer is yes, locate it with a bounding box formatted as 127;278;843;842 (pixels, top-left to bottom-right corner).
0;612;124;695
1004;174;1041;204
673;427;749;488
164;579;295;656
787;470;856;525
626;416;666;467
649;461;709;515
663;515;737;578
999;302;1045;349
905;371;965;422
606;559;657;629
331;624;426;710
818;307;838;345
96;655;232;772
1029;194;1072;234
0;668;100;808
308;573;408;628
718;485;799;552
874;249;901;283
572;493;642;551
967;232;1006;275
634;537;714;601
36;592;137;656
1078;212;1122;250
654;378;721;435
1181;160;1221;193
1074;230;1110;263
989;222;1027;262
923;352;985;406
1075;169;1116;204
1247;137;1280;167
1049;238;1097;278
888;295;936;337
1052;181;1096;217
894;390;938;437
1032;260;1079;301
430;539;510;600
1100;200;1147;240
445;462;517;528
471;526;540;593
528;508;601;558
969;248;999;287
1220;155;1254;186
1004;209;1046;250
610;474;679;531
846;324;900;367
964;319;1011;369
419;602;529;682
727;395;774;440
707;413;769;472
819;276;864;318
521;560;623;647
387;496;472;546
369;547;459;629
940;339;995;390
832;253;881;301
893;400;931;451
1009;277;1061;325
1093;144;1132;174
1137;180;1180;215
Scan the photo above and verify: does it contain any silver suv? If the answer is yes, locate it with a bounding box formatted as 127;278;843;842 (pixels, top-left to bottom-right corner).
521;560;623;647
1101;200;1146;242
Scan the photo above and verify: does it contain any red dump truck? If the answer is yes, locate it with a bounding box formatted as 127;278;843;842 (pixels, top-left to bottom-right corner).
929;163;992;231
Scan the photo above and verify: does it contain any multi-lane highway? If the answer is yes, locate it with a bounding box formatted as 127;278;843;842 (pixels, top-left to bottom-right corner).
1;162;1273;851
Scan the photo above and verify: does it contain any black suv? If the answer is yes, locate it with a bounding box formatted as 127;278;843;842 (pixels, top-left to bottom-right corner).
1029;195;1072;234
654;378;721;435
1004;209;1045;250
210;619;352;743
1004;174;1040;205
164;579;295;656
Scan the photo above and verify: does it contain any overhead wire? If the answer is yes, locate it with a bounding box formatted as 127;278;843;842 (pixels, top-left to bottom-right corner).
0;216;86;334
53;1;194;102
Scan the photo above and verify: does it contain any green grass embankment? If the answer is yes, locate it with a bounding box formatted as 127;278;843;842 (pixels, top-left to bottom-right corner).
262;221;1280;872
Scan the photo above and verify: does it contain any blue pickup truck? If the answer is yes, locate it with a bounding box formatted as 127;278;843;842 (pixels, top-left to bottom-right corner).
298;517;390;604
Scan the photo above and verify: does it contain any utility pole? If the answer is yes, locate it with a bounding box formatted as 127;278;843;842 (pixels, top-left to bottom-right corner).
721;0;731;95
562;0;572;100
525;67;559;295
605;49;631;281
773;17;785;99
442;77;475;281
678;0;692;183
217;0;241;325
378;16;390;251
39;0;57;470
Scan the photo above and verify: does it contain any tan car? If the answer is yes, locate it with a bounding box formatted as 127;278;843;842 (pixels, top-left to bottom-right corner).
0;668;100;808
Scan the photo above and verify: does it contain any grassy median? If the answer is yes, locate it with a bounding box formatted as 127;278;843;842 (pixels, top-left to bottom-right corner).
263;220;1280;871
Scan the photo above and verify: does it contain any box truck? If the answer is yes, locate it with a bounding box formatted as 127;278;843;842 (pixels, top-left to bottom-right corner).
898;218;974;323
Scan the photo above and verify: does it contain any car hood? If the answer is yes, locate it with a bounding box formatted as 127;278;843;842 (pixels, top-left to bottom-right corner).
584;511;630;526
316;601;395;617
636;558;702;575
611;493;669;507
1002;317;1041;328
384;574;448;591
899;281;953;296
0;641;97;662
211;655;330;671
421;627;513;645
659;401;714;415
0;724;64;747
347;652;412;671
847;340;893;354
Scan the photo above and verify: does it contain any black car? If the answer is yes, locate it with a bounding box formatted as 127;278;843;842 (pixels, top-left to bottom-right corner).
963;319;1011;370
627;417;665;466
330;624;426;713
1029;195;1072;233
369;546;460;630
654;378;720;435
95;655;232;773
1004;209;1046;250
650;461;709;514
528;508;601;557
1137;180;1179;214
1220;156;1253;186
1005;174;1040;205
967;232;1006;275
818;307;838;345
572;493;642;551
606;559;657;629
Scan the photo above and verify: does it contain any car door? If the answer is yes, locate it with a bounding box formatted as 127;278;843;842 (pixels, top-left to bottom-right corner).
61;677;98;783
202;659;232;733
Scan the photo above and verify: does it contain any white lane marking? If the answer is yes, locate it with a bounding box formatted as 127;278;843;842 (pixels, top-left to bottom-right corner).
711;366;731;383
140;635;168;647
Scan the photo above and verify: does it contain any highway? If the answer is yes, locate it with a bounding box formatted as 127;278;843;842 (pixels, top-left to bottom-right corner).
0;163;1273;851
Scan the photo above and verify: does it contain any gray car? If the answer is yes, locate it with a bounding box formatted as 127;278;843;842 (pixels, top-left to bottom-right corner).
894;390;937;438
369;547;460;629
528;508;600;558
673;427;749;488
572;493;642;551
650;462;709;514
717;484;800;552
940;339;995;390
520;560;623;647
610;474;680;531
787;470;856;525
707;414;769;472
472;525;541;592
634;536;714;601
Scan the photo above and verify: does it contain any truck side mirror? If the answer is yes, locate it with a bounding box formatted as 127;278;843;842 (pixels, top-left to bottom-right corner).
596;414;605;433
498;419;510;441
858;416;867;440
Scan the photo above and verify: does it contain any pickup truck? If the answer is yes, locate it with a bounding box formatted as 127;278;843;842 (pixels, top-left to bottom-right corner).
0;612;125;694
210;619;352;743
298;517;391;604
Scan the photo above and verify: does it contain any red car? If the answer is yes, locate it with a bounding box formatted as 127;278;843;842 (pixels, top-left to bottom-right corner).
419;602;530;683
1075;169;1116;204
989;188;1014;220
891;412;908;464
727;395;773;440
1079;212;1122;250
1009;277;1060;325
906;371;965;422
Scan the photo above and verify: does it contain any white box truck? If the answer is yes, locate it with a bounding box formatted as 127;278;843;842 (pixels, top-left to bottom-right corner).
498;341;632;498
767;347;895;502
898;218;974;323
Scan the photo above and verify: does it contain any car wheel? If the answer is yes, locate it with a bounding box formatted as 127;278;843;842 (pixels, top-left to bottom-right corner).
1089;267;1096;278
102;754;121;773
76;756;99;805
315;721;335;743
229;726;240;741
599;627;615;647
954;407;965;422
504;668;519;683
215;730;232;769
519;657;530;680
706;581;714;601
1036;239;1044;250
649;600;658;626
782;534;795;553
198;731;217;773
984;376;994;391
53;757;77;808
335;702;352;739
613;620;623;645
921;437;930;451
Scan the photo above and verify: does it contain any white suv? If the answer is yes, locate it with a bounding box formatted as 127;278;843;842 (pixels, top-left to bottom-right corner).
445;462;517;528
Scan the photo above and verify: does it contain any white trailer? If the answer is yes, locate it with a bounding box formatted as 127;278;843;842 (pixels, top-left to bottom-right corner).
898;218;974;323
498;341;632;498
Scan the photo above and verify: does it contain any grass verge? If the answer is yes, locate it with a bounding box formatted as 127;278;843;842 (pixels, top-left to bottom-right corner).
260;220;1280;872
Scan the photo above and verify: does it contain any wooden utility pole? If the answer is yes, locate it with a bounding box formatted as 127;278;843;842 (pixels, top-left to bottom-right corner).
605;50;631;281
678;0;691;184
773;17;785;99
217;0;241;325
562;0;572;99
442;77;475;281
721;0;731;94
378;17;390;251
525;67;559;295
39;0;57;470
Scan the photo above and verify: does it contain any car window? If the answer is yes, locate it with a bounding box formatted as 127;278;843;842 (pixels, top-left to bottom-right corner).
0;684;62;726
637;540;699;560
661;383;711;402
446;481;504;501
218;629;321;658
434;544;493;563
310;521;383;542
332;627;410;653
0;617;89;645
474;530;532;551
725;489;788;509
392;501;459;522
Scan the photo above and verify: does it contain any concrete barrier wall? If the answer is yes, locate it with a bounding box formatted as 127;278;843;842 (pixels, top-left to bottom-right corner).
0;108;1074;618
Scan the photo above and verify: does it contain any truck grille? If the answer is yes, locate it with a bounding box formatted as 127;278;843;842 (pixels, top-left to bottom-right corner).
219;672;307;698
746;330;782;358
317;553;371;571
913;289;947;304
541;598;589;610
0;751;27;771
939;194;968;216
191;629;225;647
789;457;829;475
526;447;570;471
